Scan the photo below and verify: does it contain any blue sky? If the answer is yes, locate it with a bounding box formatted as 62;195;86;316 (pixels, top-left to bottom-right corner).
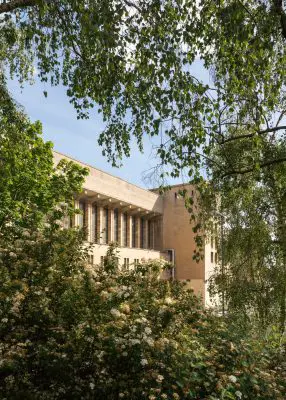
8;59;209;188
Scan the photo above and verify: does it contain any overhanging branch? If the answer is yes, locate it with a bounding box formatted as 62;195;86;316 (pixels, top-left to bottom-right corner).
220;126;286;145
222;157;286;178
0;0;38;14
273;0;286;40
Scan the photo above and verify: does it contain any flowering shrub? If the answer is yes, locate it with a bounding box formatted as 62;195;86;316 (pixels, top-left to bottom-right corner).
0;235;285;399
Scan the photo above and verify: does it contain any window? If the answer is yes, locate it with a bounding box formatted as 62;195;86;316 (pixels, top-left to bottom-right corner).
211;251;214;263
134;258;139;266
88;254;94;265
91;203;97;243
123;258;129;270
78;201;85;228
122;213;128;247
100;256;104;266
114;208;119;243
140;218;145;248
132;216;136;248
215;252;218;264
102;207;109;244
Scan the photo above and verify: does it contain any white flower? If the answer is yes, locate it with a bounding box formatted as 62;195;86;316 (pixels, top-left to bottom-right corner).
110;308;121;318
164;297;173;304
140;358;148;366
229;375;237;383
100;290;109;300
1;318;8;323
235;391;242;399
89;382;95;390
156;374;164;382
130;339;140;346
144;327;152;335
122;351;128;357
145;338;154;347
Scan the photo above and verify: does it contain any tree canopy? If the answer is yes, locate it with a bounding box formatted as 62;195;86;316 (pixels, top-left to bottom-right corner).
1;0;285;180
0;84;88;236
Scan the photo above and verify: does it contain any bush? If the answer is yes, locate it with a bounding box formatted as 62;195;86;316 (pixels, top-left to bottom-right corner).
0;235;285;400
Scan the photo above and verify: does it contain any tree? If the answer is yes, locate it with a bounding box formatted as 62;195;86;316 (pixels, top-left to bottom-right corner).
0;0;285;181
204;130;286;331
0;81;88;237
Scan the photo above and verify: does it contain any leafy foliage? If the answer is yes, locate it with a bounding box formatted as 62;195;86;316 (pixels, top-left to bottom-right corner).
0;83;88;236
202;132;286;330
1;238;285;399
0;0;285;179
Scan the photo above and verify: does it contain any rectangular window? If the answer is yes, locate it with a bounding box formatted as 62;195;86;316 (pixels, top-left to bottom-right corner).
132;216;136;248
102;207;108;244
148;220;153;249
114;208;119;243
215;252;218;264
140;218;145;248
211;251;214;263
123;258;129;270
88;254;94;265
100;256;104;267
91;203;97;243
122;213;128;247
78;201;85;228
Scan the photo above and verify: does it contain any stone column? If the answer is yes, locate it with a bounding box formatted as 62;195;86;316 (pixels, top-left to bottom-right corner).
84;201;91;241
97;206;103;244
108;208;113;243
126;214;131;248
117;210;122;246
135;216;140;248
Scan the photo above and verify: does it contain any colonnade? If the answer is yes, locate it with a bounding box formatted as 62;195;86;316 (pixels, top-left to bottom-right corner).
74;199;162;250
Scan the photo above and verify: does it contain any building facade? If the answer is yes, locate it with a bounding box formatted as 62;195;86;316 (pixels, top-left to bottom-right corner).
54;151;217;305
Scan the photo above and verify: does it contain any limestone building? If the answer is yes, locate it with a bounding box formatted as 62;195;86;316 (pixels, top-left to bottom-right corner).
54;151;216;305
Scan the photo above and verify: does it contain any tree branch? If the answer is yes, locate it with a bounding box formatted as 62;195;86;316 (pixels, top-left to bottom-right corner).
273;0;286;40
220;126;286;145
222;157;286;178
0;0;38;14
123;0;141;13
